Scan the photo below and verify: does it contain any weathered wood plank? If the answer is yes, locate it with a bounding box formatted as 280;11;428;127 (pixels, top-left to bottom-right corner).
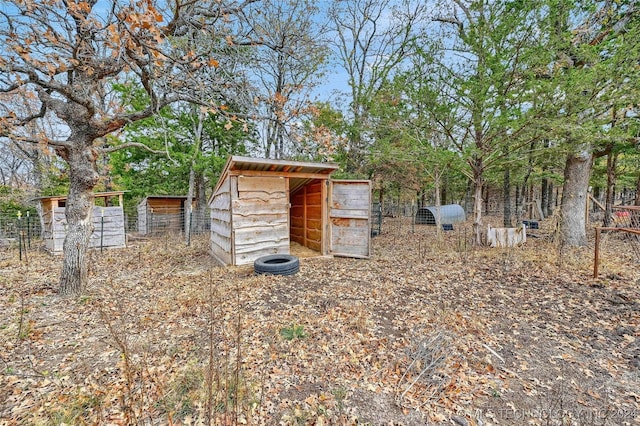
291;205;304;217
211;209;232;222
307;228;322;241
210;191;230;210
331;182;370;210
231;201;289;216
211;240;232;265
234;242;289;265
330;222;369;257
234;224;289;245
50;206;126;252
305;191;322;205
210;220;232;237
307;240;321;251
290;216;304;228
238;176;286;194
211;234;231;251
306;206;322;219
209;177;232;264
230;169;333;180
89;235;126;248
238;191;287;202
233;214;287;229
307;218;321;230
330;209;369;219
329;181;370;258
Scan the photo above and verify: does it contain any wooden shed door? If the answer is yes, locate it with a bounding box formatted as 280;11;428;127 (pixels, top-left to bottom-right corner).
328;180;371;258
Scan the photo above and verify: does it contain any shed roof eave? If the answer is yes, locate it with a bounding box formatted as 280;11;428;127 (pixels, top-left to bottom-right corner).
32;191;127;203
211;156;340;199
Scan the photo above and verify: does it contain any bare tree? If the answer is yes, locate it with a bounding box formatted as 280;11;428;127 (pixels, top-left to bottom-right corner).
247;0;328;159
0;0;259;296
329;0;429;175
0;94;63;193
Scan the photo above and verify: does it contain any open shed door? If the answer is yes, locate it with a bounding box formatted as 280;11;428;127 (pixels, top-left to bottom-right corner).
328;180;371;258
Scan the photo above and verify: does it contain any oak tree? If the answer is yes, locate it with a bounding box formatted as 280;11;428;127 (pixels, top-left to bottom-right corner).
0;0;259;295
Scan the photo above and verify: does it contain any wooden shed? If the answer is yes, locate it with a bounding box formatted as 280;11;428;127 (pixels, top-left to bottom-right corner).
208;156;371;266
137;195;192;235
35;191;126;253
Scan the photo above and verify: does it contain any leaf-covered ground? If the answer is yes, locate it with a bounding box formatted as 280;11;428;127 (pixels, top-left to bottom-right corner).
1;217;639;425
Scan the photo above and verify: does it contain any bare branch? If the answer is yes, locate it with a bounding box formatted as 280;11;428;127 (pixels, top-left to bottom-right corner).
99;141;167;155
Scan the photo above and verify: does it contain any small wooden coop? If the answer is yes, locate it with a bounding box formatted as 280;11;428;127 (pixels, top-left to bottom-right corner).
35;191;126;253
208;156;372;266
137;195;193;235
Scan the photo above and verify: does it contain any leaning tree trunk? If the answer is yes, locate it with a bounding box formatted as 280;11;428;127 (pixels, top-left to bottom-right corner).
59;142;100;296
560;149;592;247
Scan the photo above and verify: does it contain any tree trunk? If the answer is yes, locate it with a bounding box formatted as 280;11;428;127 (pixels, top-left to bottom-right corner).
440;175;448;206
515;184;523;221
560;150;592;246
185;167;195;246
546;181;554;216
503;167;512;227
434;169;442;239
483;185;489;216
635;171;640;206
464;178;472;215
473;175;484;245
471;157;484;245
59;143;99;296
194;172;207;234
603;151;617;227
186;110;205;245
541;177;549;217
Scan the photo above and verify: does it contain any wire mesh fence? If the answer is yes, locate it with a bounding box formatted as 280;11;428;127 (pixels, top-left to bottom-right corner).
0;208;212;253
0;213;42;244
131;210;211;236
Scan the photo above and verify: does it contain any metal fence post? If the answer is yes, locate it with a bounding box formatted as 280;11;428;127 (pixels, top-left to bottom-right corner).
17;211;22;261
100;208;105;253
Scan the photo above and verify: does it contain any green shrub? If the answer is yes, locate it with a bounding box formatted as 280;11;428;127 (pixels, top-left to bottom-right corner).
280;324;307;341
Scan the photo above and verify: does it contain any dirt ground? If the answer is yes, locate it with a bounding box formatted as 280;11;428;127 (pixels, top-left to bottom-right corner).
0;217;639;425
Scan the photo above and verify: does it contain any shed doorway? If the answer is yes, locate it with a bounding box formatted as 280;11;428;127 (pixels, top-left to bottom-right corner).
290;179;324;255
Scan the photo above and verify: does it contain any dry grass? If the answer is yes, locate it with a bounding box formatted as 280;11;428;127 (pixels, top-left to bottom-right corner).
0;218;639;425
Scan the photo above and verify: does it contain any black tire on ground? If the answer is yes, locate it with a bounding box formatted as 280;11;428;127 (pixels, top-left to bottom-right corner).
254;254;300;276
